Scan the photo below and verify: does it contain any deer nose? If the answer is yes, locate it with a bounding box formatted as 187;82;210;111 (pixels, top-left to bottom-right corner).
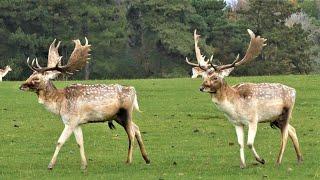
19;84;27;91
19;84;24;90
199;86;204;92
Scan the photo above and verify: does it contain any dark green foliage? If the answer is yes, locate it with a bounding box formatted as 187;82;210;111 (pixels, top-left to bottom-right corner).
237;0;312;75
0;0;318;80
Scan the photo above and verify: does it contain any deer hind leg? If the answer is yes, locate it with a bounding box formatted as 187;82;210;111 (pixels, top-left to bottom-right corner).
288;124;303;163
48;124;74;170
247;122;265;165
132;122;150;164
116;108;135;164
235;125;246;168
73;126;87;170
276;107;291;165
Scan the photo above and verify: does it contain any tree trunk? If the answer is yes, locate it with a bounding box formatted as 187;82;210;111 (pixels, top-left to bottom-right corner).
85;63;90;80
317;0;320;19
82;10;89;80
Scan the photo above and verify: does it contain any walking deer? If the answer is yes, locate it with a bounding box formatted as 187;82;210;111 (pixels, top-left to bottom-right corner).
0;65;12;81
186;29;303;168
19;38;150;170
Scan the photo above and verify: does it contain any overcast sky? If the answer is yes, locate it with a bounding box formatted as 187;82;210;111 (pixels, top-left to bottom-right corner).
225;0;238;7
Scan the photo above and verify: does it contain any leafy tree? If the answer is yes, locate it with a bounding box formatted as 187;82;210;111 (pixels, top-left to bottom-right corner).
237;0;312;74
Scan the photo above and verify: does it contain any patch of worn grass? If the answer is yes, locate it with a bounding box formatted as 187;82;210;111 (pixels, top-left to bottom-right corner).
0;75;319;179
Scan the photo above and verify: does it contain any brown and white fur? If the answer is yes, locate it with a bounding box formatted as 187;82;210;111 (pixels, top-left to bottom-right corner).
0;65;12;81
19;38;150;170
186;29;302;168
200;70;302;168
190;67;206;78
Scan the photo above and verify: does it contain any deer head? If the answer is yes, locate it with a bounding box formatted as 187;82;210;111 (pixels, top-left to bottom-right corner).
20;38;91;92
5;65;12;72
186;29;267;92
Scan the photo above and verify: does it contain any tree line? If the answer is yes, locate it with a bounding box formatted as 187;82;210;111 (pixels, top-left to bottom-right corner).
0;0;319;80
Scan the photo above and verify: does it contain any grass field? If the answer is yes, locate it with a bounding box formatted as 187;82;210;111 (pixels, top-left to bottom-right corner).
0;75;319;179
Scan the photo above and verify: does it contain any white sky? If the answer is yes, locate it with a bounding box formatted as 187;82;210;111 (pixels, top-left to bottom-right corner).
224;0;238;7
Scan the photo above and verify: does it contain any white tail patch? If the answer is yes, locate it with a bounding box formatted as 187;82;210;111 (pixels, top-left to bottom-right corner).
133;93;142;112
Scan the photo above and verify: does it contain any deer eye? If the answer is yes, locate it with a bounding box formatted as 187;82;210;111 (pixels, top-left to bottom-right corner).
33;78;40;81
213;77;218;80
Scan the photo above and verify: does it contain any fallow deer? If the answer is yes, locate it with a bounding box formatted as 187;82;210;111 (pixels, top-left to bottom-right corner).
186;29;303;168
0;65;12;81
19;38;150;170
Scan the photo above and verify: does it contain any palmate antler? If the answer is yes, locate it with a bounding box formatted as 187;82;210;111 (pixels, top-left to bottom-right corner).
48;39;62;68
185;29;213;70
27;37;91;75
215;29;267;71
186;29;267;72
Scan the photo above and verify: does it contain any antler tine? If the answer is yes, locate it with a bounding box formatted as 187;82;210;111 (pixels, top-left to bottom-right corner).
51;39;56;47
35;58;42;68
208;56;219;71
26;57;37;71
186;57;208;71
56;40;61;48
31;58;37;68
85;37;88;46
185;57;199;66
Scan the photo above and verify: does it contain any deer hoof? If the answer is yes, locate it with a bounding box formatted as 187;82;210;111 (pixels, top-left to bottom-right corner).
47;163;54;170
240;163;246;169
81;164;87;170
256;158;265;164
126;160;132;165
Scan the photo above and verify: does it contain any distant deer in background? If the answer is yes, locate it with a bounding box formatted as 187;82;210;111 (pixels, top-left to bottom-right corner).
186;29;302;168
0;65;12;81
20;38;150;170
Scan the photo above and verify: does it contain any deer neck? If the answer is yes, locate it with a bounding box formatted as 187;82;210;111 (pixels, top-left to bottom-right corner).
0;68;9;76
210;81;237;104
37;81;63;114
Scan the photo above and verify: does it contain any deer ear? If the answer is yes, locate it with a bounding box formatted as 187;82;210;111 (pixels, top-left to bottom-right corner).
44;71;61;80
191;67;206;78
219;67;234;78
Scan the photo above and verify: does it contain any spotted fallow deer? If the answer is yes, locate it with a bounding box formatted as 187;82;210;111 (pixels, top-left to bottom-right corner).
0;65;12;81
19;38;150;170
186;29;303;168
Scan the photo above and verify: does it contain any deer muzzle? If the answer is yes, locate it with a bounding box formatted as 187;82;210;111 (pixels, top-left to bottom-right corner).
19;83;32;91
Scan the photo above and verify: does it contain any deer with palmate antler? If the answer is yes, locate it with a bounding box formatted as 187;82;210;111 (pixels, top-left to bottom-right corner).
186;29;303;168
19;38;150;170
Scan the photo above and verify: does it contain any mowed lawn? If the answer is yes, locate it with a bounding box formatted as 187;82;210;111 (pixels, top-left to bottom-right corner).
0;75;319;179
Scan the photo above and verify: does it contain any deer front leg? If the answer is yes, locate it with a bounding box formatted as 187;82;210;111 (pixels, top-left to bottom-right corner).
235;125;245;168
74;126;87;170
48;125;74;170
247;122;265;164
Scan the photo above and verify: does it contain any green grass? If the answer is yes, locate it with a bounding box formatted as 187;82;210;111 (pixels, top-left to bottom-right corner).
0;75;319;179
